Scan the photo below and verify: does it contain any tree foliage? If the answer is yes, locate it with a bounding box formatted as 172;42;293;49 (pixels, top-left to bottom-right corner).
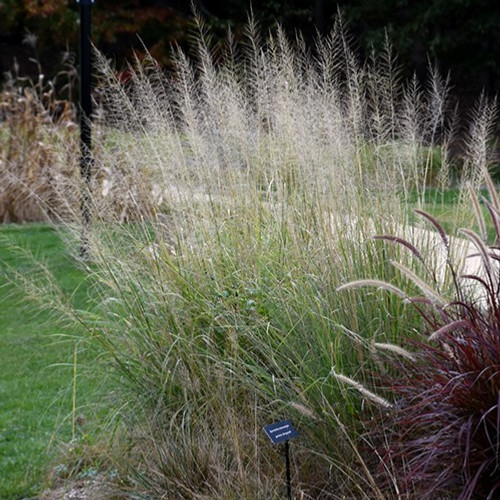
0;0;498;98
340;0;500;97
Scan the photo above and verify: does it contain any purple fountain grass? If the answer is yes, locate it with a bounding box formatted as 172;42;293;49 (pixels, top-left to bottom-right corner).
356;181;500;499
375;309;500;499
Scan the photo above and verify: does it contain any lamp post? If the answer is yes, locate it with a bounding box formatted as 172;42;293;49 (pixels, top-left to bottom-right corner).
77;0;94;256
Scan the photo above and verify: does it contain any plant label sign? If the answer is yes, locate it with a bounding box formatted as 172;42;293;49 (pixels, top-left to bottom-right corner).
263;420;298;444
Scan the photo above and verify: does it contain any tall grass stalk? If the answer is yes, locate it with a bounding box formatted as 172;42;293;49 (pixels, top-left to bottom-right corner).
0;60;80;222
15;13;498;498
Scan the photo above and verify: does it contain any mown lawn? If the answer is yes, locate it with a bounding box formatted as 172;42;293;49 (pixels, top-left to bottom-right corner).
407;187;493;237
0;224;104;499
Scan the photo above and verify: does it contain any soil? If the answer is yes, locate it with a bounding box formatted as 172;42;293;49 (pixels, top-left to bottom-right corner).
39;476;108;500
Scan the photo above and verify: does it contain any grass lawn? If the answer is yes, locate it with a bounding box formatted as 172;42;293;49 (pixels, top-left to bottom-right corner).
407;187;491;235
0;224;104;499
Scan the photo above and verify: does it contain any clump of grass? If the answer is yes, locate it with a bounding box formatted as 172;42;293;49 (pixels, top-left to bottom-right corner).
0;55;80;222
21;11;498;498
0;45;162;225
342;172;500;498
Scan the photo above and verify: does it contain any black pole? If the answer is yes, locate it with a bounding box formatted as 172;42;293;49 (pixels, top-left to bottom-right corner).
78;0;93;256
285;440;292;500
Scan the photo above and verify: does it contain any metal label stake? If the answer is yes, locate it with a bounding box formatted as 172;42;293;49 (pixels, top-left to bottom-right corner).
285;439;292;499
264;419;299;500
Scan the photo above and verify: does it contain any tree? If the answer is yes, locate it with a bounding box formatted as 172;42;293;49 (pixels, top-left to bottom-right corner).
338;0;500;97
